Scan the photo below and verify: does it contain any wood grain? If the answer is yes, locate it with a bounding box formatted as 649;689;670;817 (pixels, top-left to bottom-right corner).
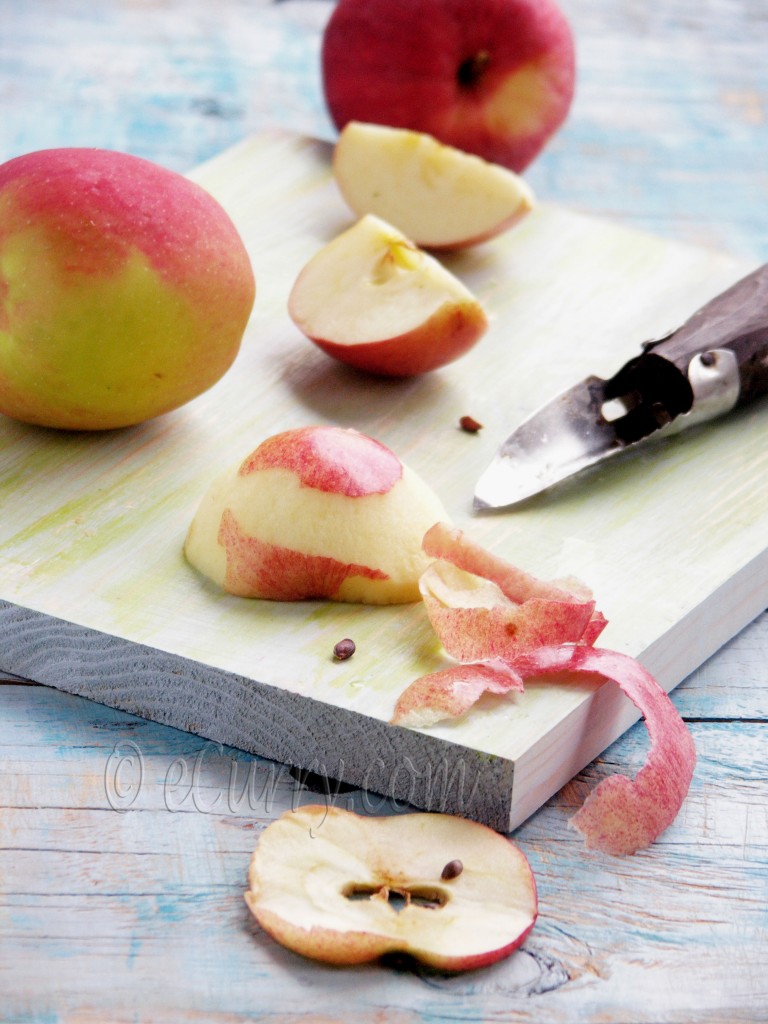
1;676;765;1024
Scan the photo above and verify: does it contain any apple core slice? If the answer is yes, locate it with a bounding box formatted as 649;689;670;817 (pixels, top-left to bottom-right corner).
245;805;538;970
288;214;488;376
184;426;448;604
333;122;535;250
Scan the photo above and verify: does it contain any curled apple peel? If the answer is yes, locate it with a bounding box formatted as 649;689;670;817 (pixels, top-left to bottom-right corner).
419;523;607;661
393;523;696;855
512;646;696;855
392;659;524;729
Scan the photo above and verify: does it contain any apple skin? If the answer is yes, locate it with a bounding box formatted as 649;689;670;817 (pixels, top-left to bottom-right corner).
288;214;488;378
310;305;486;378
239;424;403;496
0;148;255;430
322;0;576;173
184;426;449;604
245;805;538;970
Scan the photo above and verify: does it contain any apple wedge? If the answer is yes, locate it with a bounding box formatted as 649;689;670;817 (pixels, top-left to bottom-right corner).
333;122;535;251
184;426;448;604
245;805;538;970
288;214;488;377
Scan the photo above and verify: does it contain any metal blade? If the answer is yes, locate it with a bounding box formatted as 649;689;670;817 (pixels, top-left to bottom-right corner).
474;374;623;510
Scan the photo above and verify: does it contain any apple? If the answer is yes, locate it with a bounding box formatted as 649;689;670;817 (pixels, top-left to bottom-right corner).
244;805;538;969
288;214;488;376
321;0;576;173
0;147;255;430
184;426;448;604
333;122;535;251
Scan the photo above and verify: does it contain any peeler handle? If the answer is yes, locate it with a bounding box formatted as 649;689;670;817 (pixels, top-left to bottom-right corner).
652;262;768;407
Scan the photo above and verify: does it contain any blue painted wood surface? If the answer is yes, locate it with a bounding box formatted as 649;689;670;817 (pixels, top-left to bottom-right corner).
1;1;767;1020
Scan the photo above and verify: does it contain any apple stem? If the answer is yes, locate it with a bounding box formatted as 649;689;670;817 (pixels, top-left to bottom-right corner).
457;50;491;89
440;858;464;880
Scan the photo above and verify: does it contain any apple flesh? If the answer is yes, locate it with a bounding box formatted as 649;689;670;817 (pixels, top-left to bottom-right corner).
322;0;576;173
184;426;448;604
245;805;538;970
333;122;535;251
288;214;488;377
0;148;255;430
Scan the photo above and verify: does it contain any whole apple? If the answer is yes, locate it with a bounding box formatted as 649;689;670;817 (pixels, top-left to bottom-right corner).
321;0;576;172
0;148;255;430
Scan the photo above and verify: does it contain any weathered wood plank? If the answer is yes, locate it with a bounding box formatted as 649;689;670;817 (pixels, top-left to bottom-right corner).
1;681;765;1022
672;608;768;719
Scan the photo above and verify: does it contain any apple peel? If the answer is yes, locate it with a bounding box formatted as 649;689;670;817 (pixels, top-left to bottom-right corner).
218;508;388;600
512;646;697;856
393;523;696;854
392;659;524;729
419;523;607;661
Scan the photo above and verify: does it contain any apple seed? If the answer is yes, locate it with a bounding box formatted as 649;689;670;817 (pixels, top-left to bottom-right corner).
333;638;356;661
459;415;483;433
441;858;464;880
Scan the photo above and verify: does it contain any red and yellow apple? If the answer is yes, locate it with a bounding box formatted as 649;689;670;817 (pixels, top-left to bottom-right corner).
0;147;255;430
333;122;535;251
288;214;488;377
245;805;538;970
184;426;448;604
321;0;576;173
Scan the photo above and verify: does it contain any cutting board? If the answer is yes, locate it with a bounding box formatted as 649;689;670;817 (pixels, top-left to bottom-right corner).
2;132;766;832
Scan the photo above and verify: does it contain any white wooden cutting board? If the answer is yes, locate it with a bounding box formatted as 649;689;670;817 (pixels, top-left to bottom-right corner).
1;132;766;831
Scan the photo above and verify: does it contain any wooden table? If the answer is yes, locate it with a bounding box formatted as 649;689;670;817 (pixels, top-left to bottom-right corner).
1;2;766;1021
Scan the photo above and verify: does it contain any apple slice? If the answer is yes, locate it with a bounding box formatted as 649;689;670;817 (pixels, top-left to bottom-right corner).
245;805;538;970
184;426;448;604
288;214;488;376
333;122;535;251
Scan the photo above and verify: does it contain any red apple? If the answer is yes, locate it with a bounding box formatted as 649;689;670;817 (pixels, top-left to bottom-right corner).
0;148;255;430
245;805;538;970
288;215;488;377
184;426;448;604
333;122;535;251
321;0;576;173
